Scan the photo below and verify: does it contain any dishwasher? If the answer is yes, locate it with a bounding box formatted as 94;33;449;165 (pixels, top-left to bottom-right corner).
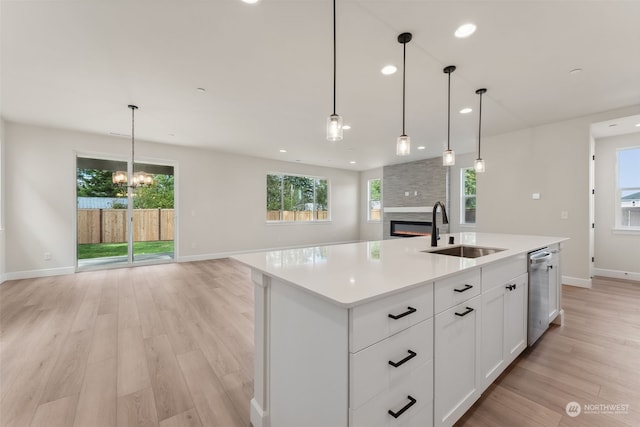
528;248;553;346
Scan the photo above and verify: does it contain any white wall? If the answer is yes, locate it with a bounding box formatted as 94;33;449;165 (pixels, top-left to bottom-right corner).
359;167;383;242
594;132;640;280
4;122;360;279
476;105;640;286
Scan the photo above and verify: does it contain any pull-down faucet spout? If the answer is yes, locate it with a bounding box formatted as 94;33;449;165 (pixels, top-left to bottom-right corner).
431;201;449;247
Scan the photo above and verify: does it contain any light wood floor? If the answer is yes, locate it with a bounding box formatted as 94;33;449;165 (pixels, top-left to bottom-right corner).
1;261;639;427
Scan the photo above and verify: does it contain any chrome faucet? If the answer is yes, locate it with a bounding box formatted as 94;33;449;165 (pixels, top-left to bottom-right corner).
431;201;449;247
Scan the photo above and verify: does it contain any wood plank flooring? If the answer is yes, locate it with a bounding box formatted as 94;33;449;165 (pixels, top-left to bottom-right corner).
1;260;253;427
1;260;639;427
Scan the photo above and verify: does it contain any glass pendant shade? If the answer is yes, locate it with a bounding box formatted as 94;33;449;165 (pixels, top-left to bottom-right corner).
112;171;127;185
396;135;411;156
474;158;485;173
327;114;343;141
443;149;455;166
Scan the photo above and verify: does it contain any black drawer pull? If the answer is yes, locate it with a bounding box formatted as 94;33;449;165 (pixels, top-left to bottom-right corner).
388;350;417;368
454;284;473;293
505;284;515;291
388;395;417;419
455;307;474;317
388;306;416;320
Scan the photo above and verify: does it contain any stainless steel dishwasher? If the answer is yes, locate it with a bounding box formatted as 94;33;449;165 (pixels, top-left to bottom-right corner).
528;248;553;345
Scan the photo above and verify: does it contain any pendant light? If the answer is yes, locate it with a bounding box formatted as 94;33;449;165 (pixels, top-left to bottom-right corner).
442;65;456;166
112;105;154;188
326;0;343;141
474;88;487;173
396;32;412;156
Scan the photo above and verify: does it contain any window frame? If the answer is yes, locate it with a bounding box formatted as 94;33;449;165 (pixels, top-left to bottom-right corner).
367;178;382;222
460;167;477;225
266;172;331;223
615;146;640;230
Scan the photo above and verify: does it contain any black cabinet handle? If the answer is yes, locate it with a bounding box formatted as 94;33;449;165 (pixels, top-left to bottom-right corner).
388;306;417;320
455;307;474;317
388;350;417;368
505;284;516;291
388;395;417;419
454;284;473;293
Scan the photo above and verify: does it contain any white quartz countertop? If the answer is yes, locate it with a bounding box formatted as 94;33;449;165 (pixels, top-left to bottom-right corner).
232;232;568;307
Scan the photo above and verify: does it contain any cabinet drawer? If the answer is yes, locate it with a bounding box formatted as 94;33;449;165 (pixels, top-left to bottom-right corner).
481;254;527;292
350;318;433;410
350;283;433;353
349;359;433;427
434;269;480;314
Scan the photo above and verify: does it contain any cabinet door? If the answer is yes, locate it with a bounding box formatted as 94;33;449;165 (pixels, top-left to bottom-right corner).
434;295;481;427
504;274;528;365
480;285;506;391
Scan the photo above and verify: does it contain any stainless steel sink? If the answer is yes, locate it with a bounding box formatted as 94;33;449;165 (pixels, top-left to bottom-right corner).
423;245;505;259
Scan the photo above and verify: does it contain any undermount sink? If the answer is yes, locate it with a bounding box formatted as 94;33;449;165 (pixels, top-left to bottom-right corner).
423;245;505;259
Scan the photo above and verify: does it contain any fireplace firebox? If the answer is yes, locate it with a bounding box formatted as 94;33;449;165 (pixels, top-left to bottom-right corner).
390;220;432;238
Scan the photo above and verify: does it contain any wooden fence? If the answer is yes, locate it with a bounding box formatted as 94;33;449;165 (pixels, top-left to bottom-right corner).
267;210;329;221
78;209;174;244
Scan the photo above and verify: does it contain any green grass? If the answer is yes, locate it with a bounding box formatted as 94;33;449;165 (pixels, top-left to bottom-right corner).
78;241;174;259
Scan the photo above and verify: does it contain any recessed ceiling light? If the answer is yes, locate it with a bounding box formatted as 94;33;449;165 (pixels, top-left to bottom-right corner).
349;161;356;164
279;149;287;153
569;68;583;75
381;65;397;75
459;108;472;114
241;0;260;4
196;87;206;92
455;23;476;38
635;123;640;127
342;125;351;130
417;146;426;150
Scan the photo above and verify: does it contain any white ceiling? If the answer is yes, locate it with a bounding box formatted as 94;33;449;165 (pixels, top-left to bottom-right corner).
2;0;640;171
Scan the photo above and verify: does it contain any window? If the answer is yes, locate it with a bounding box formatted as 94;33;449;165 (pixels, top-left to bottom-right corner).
617;147;640;228
461;168;476;224
266;173;329;222
368;179;382;221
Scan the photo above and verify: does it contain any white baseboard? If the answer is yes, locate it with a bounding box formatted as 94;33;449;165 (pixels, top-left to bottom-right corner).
562;275;592;288
593;268;640;282
4;266;76;281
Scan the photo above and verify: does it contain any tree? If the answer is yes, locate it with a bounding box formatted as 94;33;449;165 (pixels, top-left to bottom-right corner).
370;179;381;201
76;169;174;209
77;169;121;197
133;175;174;209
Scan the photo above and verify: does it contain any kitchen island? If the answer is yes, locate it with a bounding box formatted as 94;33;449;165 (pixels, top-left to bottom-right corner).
233;232;567;427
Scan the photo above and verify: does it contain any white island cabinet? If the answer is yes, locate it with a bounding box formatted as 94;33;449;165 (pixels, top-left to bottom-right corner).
233;232;567;427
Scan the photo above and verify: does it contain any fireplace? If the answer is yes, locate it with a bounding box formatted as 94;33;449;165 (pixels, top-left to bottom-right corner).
390;220;432;238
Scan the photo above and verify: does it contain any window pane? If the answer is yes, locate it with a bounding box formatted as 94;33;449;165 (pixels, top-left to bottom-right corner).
618;148;640;227
461;168;477;224
266;174;329;222
368;179;381;221
267;174;283;221
315;178;328;220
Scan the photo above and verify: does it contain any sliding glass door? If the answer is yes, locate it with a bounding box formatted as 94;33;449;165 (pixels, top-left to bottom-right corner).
76;156;175;270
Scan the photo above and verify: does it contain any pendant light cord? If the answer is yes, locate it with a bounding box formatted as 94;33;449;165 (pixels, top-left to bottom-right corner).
447;72;451;150
332;0;336;115
478;91;483;157
402;41;406;135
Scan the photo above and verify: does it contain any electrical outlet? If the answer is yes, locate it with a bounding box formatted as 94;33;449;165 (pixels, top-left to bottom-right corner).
44;252;52;261
532;193;541;200
561;211;569;220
